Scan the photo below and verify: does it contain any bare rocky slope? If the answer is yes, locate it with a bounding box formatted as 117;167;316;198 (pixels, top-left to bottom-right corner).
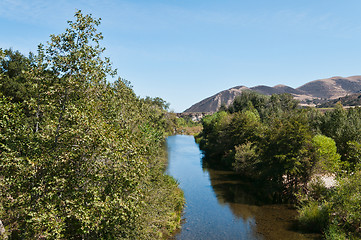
184;76;361;113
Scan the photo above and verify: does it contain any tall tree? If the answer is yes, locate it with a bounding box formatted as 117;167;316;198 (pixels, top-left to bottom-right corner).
0;49;32;102
0;11;183;239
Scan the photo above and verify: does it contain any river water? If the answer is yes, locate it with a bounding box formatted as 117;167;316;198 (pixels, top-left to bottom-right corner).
166;135;320;240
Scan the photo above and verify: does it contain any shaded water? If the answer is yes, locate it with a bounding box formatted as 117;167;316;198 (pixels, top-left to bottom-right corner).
166;135;320;240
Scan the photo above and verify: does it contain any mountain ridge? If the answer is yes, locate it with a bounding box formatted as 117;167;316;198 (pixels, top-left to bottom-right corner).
184;75;361;112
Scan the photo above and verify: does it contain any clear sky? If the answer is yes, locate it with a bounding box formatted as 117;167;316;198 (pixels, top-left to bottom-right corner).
1;0;361;112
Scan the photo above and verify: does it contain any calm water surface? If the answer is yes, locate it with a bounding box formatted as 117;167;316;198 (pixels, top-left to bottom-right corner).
166;135;320;240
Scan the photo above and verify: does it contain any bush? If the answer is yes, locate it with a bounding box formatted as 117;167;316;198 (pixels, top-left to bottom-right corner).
298;201;329;233
232;142;259;178
327;170;361;239
306;177;330;202
325;223;348;240
311;134;341;174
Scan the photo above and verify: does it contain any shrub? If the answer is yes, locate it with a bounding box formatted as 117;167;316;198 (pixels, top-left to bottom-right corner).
232;142;259;178
325;223;348;240
298;201;329;233
307;176;330;202
327;170;361;239
311;134;341;174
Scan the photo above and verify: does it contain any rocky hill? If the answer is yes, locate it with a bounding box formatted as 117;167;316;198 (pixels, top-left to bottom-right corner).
184;76;361;112
184;86;249;112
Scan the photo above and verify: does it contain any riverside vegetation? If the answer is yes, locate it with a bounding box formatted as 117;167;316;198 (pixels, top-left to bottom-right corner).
196;91;361;239
0;11;184;239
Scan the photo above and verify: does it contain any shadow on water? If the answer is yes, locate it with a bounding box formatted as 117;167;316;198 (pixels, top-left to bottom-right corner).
204;166;322;240
167;135;322;240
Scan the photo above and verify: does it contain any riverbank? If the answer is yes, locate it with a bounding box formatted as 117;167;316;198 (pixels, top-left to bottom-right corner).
166;135;321;240
194;93;361;239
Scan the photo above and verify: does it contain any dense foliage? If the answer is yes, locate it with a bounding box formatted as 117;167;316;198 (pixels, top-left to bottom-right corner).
0;11;183;239
197;92;316;196
196;91;361;238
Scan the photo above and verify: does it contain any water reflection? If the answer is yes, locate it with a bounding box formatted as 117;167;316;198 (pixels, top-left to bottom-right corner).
205;168;321;240
167;135;320;240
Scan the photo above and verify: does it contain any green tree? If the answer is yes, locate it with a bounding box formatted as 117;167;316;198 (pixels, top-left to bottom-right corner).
0;49;32;102
311;134;341;174
346;141;361;169
319;104;361;168
198;111;232;161
258;112;314;194
233;142;260;178
143;96;170;111
327;170;361;239
228;90;269;114
0;11;183;239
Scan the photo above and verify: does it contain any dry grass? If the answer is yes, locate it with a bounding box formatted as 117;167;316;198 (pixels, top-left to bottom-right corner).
177;126;203;136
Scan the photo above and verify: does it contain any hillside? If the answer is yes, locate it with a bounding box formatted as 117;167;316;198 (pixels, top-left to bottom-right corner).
317;92;361;108
297;76;361;99
184;86;249;112
184;75;361;112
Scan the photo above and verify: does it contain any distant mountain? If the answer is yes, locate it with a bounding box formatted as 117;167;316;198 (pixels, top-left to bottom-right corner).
297;76;361;99
184;75;361;113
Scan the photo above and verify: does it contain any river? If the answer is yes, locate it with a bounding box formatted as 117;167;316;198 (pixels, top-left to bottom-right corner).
166;135;321;240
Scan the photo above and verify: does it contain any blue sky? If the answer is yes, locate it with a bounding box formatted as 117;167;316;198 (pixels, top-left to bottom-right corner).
1;0;361;112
